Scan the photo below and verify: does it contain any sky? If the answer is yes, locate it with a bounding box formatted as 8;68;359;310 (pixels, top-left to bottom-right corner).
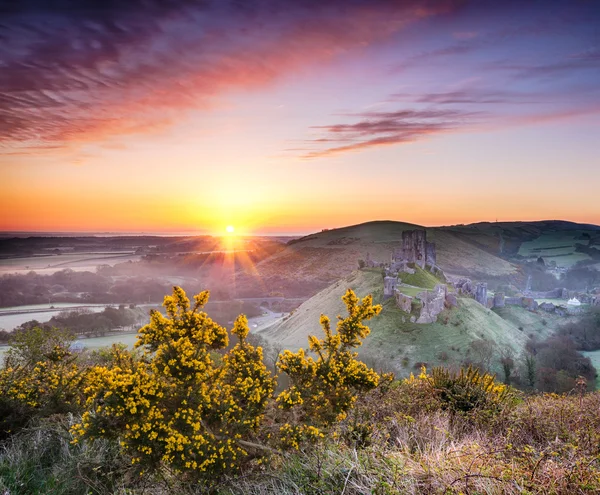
1;0;599;235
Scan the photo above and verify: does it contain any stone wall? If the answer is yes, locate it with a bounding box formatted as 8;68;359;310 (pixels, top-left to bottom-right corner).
402;230;427;268
475;282;488;306
445;293;458;307
395;291;413;313
493;292;505;308
426;241;437;267
454;278;473;295
383;276;398;299
416;288;446;324
539;302;556;312
526;288;568;299
505;297;522;306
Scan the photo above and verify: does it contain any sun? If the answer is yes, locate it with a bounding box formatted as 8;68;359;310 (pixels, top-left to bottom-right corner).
226;225;235;234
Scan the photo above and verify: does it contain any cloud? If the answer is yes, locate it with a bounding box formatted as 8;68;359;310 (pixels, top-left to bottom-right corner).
390;89;540;105
497;47;600;80
0;0;463;153
302;108;479;158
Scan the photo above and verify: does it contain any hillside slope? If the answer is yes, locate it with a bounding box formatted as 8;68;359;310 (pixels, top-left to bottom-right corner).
259;269;542;375
234;221;520;298
235;219;600;299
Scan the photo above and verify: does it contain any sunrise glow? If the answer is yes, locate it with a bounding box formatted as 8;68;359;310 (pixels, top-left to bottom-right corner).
0;1;599;233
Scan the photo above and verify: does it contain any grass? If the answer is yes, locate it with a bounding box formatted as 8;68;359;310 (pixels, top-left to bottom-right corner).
397;266;441;289
492;305;567;339
0;416;130;495
222;390;600;495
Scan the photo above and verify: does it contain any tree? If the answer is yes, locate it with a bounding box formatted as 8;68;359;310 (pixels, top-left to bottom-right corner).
500;352;515;386
524;353;536;389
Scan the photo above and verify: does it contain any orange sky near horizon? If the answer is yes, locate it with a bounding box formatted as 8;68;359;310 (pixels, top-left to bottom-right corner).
2;1;600;234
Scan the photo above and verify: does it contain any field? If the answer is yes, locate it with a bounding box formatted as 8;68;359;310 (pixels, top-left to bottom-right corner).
0;303;111;331
0;252;141;275
518;231;591;267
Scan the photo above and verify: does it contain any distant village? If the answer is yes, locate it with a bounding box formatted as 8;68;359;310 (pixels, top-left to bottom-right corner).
362;230;600;325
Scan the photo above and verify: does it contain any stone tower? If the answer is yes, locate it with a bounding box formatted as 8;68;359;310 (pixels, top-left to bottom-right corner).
383;276;398;299
402;230;427;268
475;283;488;306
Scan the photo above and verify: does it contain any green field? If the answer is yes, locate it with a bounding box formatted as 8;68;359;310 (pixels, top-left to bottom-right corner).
518;231;591;267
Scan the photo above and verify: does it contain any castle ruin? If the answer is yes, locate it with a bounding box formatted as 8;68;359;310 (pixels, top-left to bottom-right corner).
391;230;437;270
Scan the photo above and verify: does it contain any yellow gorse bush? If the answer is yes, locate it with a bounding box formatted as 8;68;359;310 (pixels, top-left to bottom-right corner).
73;287;275;478
276;289;382;446
0;327;84;437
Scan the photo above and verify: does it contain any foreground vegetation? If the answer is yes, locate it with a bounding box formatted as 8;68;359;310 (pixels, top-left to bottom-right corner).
0;287;599;494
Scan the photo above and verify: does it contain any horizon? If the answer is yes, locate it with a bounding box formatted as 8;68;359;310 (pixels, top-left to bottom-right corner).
1;217;599;239
2;1;599;232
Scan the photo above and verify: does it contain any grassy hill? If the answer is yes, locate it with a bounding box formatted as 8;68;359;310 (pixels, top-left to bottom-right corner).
258;268;563;375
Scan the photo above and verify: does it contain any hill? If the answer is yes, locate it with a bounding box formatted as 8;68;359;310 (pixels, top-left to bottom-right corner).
235;219;600;299
258;268;564;375
234;220;521;299
442;220;600;268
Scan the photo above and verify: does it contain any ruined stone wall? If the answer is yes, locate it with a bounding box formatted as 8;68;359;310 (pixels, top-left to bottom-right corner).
402;230;427;268
493;292;505;308
505;297;522;306
539;302;556;312
527;288;567;299
426;241;436;266
453;278;473;295
416;289;445;324
383;276;398;299
475;283;488;306
395;291;413;313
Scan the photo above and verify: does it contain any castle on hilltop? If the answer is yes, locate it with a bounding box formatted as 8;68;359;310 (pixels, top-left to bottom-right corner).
391;229;436;271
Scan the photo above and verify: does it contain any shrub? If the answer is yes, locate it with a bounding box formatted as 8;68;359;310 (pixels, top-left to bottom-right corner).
74;287;275;482
0;327;85;438
275;290;383;447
